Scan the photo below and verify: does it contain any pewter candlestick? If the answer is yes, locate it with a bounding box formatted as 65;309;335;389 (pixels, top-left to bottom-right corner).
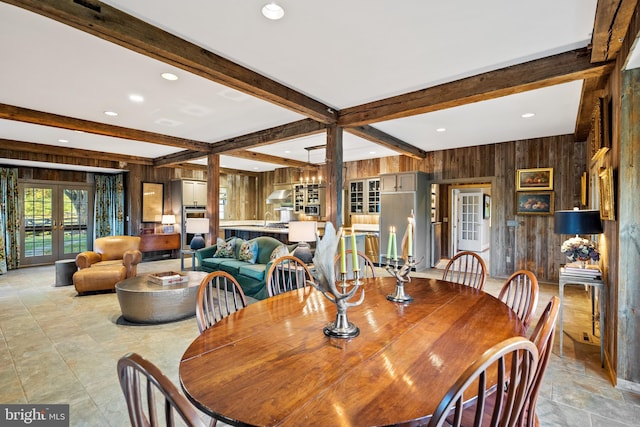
385;256;420;303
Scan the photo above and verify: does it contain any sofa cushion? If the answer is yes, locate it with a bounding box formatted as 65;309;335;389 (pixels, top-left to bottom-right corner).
201;257;228;270
214;237;236;258
239;263;266;282
238;240;259;264
217;259;247;276
270;244;290;261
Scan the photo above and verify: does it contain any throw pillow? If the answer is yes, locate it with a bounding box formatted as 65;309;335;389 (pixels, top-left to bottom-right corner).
270;244;289;261
238;240;259;264
214;237;235;258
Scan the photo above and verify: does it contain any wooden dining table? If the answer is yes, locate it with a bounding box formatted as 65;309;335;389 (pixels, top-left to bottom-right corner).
179;276;526;427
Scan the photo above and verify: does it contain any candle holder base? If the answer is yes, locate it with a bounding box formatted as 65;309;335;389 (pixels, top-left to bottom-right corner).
385;256;422;304
386;285;414;303
323;322;360;338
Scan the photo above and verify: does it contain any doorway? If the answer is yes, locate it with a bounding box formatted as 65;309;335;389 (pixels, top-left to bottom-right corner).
448;184;491;268
19;181;93;266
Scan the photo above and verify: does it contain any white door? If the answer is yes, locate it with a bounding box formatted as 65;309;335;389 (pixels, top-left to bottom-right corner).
457;192;483;252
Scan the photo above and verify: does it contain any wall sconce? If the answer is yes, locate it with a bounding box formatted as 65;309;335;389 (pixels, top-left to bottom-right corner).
161;215;176;234
186;218;209;250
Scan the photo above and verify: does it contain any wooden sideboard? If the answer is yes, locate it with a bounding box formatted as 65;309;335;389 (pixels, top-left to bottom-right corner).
139;233;180;259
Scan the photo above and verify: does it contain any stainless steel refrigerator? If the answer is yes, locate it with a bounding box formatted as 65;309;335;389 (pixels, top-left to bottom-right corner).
379;172;429;270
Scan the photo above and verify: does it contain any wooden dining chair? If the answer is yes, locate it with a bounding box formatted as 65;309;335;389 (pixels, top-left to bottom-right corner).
333;249;377;281
441;251;487;290
498;270;540;329
428;336;538;427
519;296;560;427
266;255;313;297
196;271;248;333
117;352;210;427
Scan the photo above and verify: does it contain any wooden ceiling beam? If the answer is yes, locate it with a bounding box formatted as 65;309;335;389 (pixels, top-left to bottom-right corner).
4;0;337;125
591;0;639;62
0;103;212;151
155;119;325;166
346;125;426;159
575;75;610;141
209;119;326;154
339;47;615;127
0;138;149;168
224;150;310;168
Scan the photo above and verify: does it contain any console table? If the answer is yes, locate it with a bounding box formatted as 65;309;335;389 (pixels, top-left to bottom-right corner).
139;233;180;260
559;268;605;367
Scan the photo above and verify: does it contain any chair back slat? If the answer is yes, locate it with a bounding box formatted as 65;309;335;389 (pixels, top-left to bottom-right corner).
117;352;208;427
428;337;538;427
498;270;540;329
197;271;247;333
266;255;313;297
442;251;487;290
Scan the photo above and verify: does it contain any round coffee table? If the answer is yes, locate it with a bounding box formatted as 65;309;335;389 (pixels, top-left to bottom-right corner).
116;271;207;324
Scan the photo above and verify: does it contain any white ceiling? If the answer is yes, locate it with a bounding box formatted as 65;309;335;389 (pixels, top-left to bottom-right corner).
0;1;598;172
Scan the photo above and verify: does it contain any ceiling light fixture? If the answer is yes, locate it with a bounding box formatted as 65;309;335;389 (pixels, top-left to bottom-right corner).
161;72;178;81
129;94;144;103
58;139;68;143
104;111;118;117
436;128;446;132
521;113;535;118
262;3;285;20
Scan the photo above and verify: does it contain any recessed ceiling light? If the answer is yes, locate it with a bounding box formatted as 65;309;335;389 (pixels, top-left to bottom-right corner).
161;72;178;81
129;94;144;103
284;150;291;154
521;113;535;118
104;111;118;117
436;128;447;132
369;151;376;155
58;139;68;143
253;167;260;170
262;3;285;20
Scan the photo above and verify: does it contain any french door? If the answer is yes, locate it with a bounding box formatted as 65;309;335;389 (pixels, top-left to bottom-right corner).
19;181;93;266
456;191;483;252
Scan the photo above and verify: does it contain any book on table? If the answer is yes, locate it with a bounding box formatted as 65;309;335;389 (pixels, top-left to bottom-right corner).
147;271;188;285
562;263;602;279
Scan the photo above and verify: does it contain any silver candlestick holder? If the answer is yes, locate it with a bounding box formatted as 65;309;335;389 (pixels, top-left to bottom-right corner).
385;256;419;303
321;273;364;338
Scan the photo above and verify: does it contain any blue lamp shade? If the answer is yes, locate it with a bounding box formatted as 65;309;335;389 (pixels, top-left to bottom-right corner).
554;209;603;235
186;218;209;250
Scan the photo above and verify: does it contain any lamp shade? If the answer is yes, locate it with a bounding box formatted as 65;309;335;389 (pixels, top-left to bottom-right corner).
554;209;603;235
288;221;317;243
161;215;176;225
186;218;209;234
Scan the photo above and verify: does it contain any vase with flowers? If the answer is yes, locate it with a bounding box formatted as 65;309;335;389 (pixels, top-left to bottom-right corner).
561;236;600;268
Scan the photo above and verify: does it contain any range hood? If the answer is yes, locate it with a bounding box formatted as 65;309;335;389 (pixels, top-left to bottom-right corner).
266;189;292;204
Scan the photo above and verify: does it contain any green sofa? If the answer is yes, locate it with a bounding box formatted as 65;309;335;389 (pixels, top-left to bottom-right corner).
195;236;292;300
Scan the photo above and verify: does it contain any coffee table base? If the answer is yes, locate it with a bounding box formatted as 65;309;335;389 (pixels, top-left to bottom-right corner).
116;271;206;324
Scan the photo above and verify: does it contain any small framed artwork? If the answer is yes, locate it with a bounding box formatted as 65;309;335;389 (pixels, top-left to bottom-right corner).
516;168;553;191
142;182;164;222
599;167;615;220
516;192;554;215
483;194;491;219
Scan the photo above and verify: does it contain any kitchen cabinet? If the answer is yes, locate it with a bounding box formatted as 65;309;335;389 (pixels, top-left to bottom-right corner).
294;184;305;213
380;173;416;192
349;178;380;214
180;180;207;206
293;183;325;217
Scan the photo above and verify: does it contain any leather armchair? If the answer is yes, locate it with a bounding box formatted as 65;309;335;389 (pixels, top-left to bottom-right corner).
73;236;142;294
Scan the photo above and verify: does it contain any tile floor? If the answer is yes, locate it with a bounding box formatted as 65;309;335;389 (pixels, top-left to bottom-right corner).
1;259;639;426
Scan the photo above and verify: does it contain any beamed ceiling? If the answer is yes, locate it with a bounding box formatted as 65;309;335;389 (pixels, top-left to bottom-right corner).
0;0;637;173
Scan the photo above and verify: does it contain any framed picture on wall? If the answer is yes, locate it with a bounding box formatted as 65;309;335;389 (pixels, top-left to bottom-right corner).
142;182;164;222
515;191;554;215
516;168;553;191
599;167;615;220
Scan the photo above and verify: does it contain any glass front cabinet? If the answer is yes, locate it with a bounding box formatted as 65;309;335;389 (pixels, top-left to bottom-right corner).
349;178;380;215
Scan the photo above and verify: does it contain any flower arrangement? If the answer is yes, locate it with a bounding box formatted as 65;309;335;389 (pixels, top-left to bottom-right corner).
561;236;600;262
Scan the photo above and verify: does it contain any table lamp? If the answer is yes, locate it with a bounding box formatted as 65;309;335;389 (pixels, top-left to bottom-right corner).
186;218;209;250
289;221;317;264
554;209;603;265
161;215;176;233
